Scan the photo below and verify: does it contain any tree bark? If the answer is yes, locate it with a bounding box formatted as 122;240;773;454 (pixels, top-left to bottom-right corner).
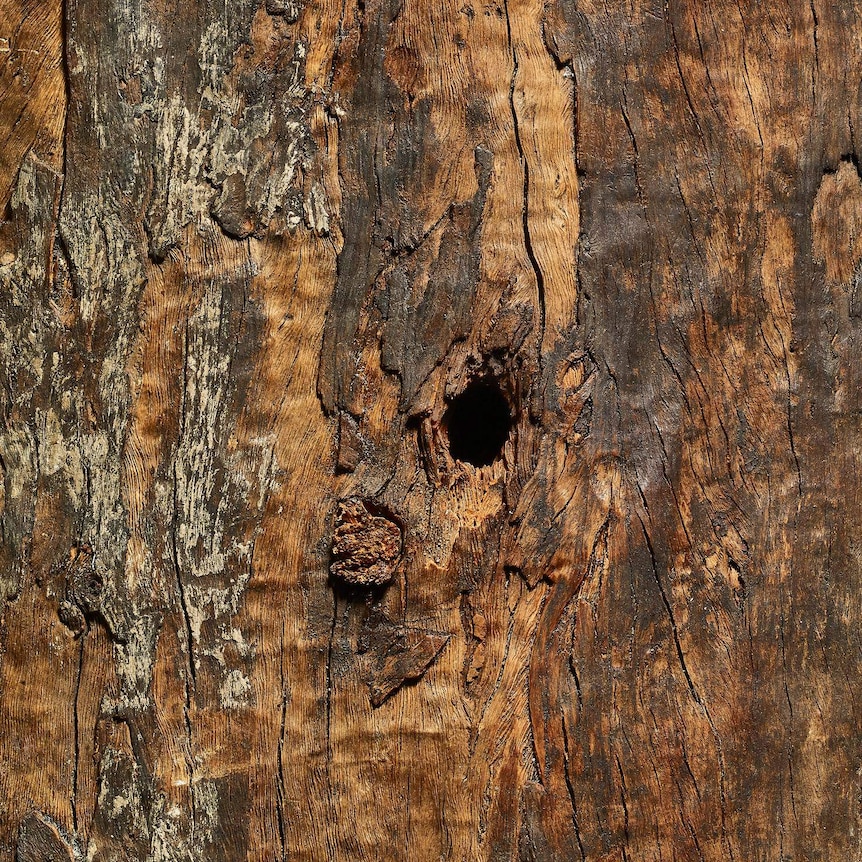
1;0;860;859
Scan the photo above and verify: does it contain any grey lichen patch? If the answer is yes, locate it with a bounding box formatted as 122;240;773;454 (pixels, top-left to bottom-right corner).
265;0;301;20
89;735;151;859
112;614;161;714
0;155;66;604
145;3;323;256
219;668;253;708
330;499;403;588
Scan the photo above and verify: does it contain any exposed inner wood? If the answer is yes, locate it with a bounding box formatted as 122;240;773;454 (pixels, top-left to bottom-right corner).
1;0;861;859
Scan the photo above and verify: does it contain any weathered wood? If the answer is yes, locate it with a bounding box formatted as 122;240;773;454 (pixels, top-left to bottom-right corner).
1;0;861;859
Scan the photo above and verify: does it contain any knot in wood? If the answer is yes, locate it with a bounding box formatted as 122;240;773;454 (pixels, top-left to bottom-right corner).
330;499;402;588
65;544;103;608
56;543;104;636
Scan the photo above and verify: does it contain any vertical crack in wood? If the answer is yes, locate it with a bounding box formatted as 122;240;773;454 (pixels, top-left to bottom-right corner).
172;303;197;833
561;711;586;862
503;0;547;362
276;623;288;862
638;509;734;860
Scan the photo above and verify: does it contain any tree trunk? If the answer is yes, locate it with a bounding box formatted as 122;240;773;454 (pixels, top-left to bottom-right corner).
1;0;860;859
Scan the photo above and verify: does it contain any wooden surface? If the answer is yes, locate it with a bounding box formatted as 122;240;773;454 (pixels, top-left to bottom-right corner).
1;0;861;859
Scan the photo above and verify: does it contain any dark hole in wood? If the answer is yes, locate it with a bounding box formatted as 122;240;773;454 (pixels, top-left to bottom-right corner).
444;378;512;467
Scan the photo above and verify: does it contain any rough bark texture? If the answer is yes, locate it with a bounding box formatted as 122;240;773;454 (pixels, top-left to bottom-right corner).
1;0;861;859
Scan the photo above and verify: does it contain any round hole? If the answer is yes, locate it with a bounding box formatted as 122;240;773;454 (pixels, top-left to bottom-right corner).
443;378;513;467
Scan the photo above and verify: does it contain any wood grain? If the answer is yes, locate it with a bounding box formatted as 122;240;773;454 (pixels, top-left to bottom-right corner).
1;0;861;859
